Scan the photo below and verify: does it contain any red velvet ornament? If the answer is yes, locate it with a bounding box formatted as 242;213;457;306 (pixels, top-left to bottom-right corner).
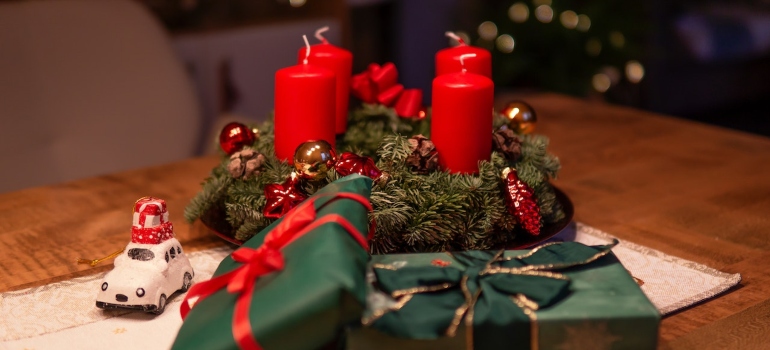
502;167;541;236
334;152;383;180
263;173;308;219
219;122;257;155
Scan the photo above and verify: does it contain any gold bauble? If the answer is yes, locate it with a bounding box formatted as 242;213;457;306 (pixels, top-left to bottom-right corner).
500;101;537;134
293;140;337;181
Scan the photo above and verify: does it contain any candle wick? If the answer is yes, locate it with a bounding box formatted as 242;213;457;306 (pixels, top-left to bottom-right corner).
315;26;330;44
302;34;311;64
445;31;466;46
459;53;476;73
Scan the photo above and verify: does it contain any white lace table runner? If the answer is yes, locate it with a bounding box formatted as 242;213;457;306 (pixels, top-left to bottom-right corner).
0;223;740;349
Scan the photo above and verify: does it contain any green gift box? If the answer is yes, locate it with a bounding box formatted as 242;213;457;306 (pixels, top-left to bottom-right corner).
173;174;374;350
346;242;660;350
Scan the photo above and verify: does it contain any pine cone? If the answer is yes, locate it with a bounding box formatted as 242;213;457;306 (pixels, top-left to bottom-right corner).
493;128;522;161
406;135;438;174
502;167;541;236
228;147;266;180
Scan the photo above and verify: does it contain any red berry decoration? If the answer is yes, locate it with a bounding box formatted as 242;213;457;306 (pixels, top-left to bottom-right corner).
334;152;383;180
263;172;308;219
502;167;541;236
219;122;257;155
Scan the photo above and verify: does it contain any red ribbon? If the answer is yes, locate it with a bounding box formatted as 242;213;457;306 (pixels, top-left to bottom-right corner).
180;192;373;350
350;62;423;118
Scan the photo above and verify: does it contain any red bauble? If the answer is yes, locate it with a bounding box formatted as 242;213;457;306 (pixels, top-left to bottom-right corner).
219;122;256;155
334;152;383;180
263;173;308;219
502;167;541;236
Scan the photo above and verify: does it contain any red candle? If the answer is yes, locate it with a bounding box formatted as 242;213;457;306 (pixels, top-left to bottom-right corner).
431;54;494;174
298;28;352;135
275;37;336;163
435;32;492;78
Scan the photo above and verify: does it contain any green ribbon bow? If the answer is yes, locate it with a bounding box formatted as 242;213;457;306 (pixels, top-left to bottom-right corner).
366;241;618;350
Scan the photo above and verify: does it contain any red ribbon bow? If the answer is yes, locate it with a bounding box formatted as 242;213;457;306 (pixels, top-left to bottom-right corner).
180;192;373;350
350;62;423;118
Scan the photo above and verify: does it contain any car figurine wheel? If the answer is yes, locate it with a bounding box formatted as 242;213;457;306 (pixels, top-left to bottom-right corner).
154;294;167;315
181;272;193;292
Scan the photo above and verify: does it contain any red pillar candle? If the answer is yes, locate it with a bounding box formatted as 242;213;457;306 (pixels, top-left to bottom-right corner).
435;32;492;78
297;27;353;134
431;54;494;174
275;36;336;163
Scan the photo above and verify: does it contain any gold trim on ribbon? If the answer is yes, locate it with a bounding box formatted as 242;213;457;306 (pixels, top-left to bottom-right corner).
367;242;618;350
446;276;472;337
498;240;619;272
372;263;399;270
362;294;414;326
511;295;539;350
392;283;455;298
481;268;569;280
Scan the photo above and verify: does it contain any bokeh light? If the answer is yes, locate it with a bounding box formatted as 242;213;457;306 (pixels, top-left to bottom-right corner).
601;66;621;84
508;3;529;23
610;31;625;48
586;38;601;56
576;14;591;32
626;60;645;83
478;21;498;41
560;11;578;29
289;0;306;8
496;34;515;53
535;5;554;23
592;73;611;93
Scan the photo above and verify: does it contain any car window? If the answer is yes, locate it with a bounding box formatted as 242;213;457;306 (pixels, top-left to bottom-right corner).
177;246;181;254
127;248;154;261
165;251;169;263
170;248;176;259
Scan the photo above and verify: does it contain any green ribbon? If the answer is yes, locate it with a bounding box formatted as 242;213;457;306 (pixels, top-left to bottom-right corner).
366;240;619;350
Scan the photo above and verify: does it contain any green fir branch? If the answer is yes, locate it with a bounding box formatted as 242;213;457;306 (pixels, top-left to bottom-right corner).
185;104;564;253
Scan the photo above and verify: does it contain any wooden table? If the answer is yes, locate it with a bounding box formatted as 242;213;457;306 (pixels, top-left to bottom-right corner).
2;93;769;349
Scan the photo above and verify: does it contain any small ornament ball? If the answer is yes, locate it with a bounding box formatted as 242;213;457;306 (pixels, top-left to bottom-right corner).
500;101;537;134
293;140;337;181
219;122;257;155
415;106;429;120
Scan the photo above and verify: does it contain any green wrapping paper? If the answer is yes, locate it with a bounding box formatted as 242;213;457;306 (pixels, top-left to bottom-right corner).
347;242;660;350
172;175;374;350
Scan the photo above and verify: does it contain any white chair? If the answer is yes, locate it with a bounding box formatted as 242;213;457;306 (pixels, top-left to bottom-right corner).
0;0;203;193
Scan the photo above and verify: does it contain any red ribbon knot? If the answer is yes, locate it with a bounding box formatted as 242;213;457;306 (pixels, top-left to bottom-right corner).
227;246;285;294
180;192;372;350
351;62;423;118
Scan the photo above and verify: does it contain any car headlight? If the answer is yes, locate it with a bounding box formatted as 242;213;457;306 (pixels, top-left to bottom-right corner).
136;288;145;297
101;282;108;291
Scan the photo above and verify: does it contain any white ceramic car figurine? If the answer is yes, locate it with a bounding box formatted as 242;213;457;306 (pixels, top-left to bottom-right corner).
96;197;194;314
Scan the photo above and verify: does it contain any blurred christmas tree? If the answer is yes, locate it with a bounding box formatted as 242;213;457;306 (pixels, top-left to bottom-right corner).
457;0;648;102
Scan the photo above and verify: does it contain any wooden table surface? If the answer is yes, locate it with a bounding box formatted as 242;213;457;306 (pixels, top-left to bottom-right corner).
2;93;769;349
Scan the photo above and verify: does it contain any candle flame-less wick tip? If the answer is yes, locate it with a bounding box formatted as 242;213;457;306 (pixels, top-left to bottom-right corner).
302;34;311;64
315;26;330;44
445;31;466;46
